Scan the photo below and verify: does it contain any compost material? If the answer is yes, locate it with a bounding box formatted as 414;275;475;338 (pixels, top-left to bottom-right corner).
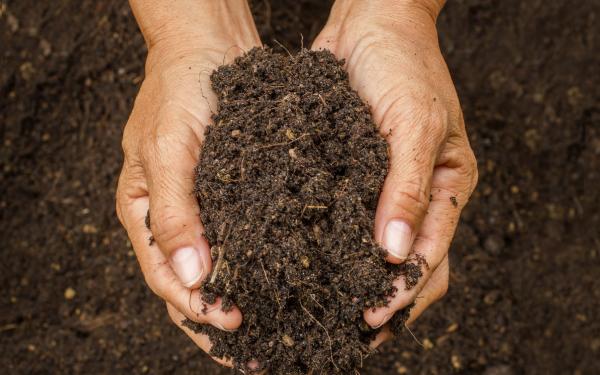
184;48;422;373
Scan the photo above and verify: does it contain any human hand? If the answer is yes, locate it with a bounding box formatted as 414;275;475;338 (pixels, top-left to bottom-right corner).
116;0;261;366
312;0;478;338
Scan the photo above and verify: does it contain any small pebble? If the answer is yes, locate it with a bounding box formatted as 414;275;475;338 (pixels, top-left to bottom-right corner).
285;129;296;140
484;290;500;305
423;338;433;350
282;334;295;347
82;224;98;234
484;234;505;254
483;365;514;375
446;322;459;333
64;287;76;300
451;354;462;369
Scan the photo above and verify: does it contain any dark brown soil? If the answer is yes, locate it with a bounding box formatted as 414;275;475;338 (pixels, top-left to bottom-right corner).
1;1;599;374
179;47;421;373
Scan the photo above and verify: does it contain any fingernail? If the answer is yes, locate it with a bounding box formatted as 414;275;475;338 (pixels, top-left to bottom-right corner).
212;321;236;332
374;313;394;329
383;220;413;260
170;247;204;287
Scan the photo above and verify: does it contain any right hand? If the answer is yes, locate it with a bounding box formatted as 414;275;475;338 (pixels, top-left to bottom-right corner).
312;0;477;334
116;0;261;366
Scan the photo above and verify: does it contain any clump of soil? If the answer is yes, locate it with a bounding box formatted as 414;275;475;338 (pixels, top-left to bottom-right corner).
184;48;422;374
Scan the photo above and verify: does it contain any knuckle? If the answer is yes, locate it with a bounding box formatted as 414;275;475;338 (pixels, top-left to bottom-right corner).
426;106;449;141
142;125;193;169
115;174;130;228
385;95;448;150
468;152;479;195
454;148;478;198
390;177;429;220
115;192;125;225
139;132;158;164
121;121;139;161
150;206;188;247
153;131;182;157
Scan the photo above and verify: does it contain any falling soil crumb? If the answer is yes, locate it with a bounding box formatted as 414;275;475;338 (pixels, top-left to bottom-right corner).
180;48;424;374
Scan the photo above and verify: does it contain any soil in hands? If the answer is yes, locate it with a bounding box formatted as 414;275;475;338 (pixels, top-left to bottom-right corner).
183;48;423;374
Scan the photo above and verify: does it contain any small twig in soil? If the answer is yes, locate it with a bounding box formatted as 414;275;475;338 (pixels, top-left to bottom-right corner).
309;293;325;311
317;93;327;107
273;38;292;58
239;153;245;181
221;44;247;65
301;204;328;216
209;245;226;284
259;259;270;285
260;259;282;309
0;323;17;333
404;324;424;348
209;222;231;284
255;132;309;151
299;301;338;371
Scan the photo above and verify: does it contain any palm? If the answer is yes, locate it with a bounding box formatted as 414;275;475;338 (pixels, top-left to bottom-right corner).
312;9;477;345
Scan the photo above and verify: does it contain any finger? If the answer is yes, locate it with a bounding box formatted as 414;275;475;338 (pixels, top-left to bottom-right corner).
166;303;234;368
406;255;449;325
367;257;448;348
365;164;469;328
373;99;448;263
142;107;211;288
167;304;266;373
369;326;393;349
120;191;242;331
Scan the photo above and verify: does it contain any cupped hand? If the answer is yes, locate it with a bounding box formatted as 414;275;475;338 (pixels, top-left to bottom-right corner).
312;0;478;336
116;2;261;365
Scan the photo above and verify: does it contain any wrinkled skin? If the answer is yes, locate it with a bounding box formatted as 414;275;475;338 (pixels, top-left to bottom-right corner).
116;0;477;368
312;0;477;339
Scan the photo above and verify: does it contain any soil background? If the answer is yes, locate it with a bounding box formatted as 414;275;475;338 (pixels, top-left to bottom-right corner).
1;0;599;374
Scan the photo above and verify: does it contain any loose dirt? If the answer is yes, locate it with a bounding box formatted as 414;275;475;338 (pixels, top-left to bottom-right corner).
180;47;422;373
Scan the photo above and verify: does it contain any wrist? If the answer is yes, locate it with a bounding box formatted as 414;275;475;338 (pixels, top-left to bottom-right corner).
130;0;260;68
328;0;444;27
319;0;442;57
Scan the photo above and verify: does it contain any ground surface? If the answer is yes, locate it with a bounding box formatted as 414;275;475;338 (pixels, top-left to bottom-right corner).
1;0;599;374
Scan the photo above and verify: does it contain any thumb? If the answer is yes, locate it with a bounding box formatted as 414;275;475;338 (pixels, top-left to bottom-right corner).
374;100;447;263
143;112;211;288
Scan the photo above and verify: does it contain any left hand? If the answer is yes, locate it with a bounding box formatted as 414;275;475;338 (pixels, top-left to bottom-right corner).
117;0;263;366
312;0;478;340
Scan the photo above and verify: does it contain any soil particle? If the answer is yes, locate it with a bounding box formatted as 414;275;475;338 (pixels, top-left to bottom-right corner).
450;196;458;207
183;47;423;373
483;365;515;375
